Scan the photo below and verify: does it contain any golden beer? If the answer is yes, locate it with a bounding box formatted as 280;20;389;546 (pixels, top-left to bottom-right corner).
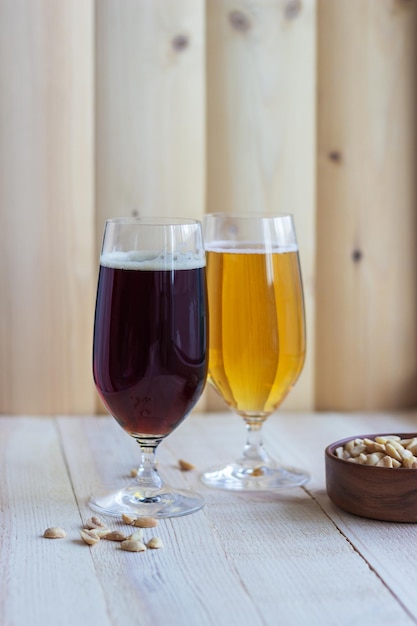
207;245;306;416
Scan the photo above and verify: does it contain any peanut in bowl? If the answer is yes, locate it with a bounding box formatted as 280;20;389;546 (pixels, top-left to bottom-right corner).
325;433;417;523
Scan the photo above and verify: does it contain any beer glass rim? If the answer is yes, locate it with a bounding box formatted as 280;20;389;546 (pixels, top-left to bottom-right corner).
203;212;298;250
204;212;293;220
105;216;202;226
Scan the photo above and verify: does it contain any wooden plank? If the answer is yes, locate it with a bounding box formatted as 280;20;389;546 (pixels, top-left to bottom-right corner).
206;0;316;410
95;0;205;238
58;414;413;625
316;0;417;409
0;417;111;626
0;0;96;413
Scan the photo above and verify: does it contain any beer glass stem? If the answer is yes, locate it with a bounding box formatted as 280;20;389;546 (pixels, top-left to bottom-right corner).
242;419;270;465
135;445;164;493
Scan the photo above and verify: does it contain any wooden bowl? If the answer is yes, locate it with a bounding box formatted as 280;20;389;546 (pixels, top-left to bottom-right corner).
325;433;417;522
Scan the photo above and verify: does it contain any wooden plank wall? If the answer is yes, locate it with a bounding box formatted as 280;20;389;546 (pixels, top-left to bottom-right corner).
95;0;206;239
0;0;416;414
0;0;95;414
316;0;417;410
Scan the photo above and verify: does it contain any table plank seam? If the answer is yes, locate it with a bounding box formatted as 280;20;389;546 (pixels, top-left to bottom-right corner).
302;485;417;625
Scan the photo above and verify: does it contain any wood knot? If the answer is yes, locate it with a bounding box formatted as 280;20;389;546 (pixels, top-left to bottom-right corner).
172;34;189;52
328;150;342;163
229;10;251;33
284;0;302;19
351;249;363;263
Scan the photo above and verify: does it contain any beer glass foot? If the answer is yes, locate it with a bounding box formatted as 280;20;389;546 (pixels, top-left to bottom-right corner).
201;417;309;491
200;462;309;491
89;482;204;519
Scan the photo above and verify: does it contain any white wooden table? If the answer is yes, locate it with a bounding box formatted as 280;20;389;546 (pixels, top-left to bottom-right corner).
2;411;417;626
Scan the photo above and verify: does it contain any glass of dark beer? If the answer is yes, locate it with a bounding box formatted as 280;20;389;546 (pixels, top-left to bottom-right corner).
201;213;309;491
90;217;208;518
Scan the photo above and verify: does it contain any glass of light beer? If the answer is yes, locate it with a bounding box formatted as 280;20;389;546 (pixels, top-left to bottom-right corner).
201;213;309;490
90;217;208;517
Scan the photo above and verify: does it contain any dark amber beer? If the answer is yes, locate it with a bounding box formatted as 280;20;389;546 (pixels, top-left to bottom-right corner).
93;254;208;440
207;245;305;416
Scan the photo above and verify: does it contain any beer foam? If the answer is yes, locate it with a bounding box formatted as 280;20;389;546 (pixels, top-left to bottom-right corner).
100;250;206;270
205;241;298;254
